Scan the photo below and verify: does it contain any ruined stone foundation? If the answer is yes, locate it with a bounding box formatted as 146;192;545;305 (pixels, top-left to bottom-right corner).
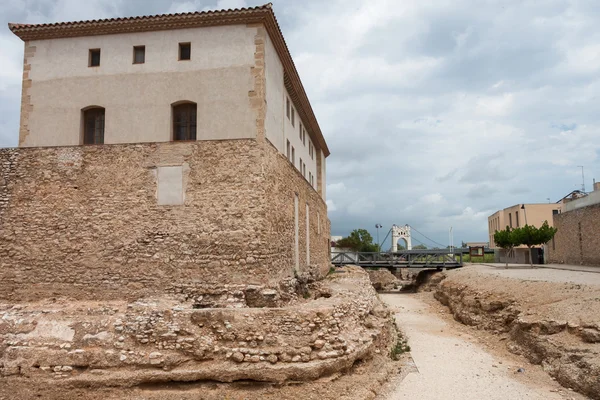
0;267;394;392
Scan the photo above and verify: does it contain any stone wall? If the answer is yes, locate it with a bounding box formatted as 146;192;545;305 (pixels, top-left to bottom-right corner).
0;140;330;301
0;267;392;386
263;141;331;279
547;203;600;266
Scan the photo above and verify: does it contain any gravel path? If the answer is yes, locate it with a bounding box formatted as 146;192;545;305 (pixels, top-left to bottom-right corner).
380;294;584;400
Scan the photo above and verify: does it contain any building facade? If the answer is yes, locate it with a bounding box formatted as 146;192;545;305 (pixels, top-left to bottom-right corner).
547;182;600;266
488;203;561;248
1;5;331;300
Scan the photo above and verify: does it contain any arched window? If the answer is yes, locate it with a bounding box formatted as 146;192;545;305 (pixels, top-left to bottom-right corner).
82;107;105;144
172;102;197;141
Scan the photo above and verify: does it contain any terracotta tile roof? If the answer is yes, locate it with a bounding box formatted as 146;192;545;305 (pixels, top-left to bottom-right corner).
8;3;329;157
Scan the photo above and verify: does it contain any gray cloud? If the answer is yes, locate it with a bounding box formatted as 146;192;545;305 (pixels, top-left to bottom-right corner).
1;0;599;246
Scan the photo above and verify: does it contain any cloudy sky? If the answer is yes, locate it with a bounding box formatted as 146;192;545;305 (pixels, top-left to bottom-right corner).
1;0;599;249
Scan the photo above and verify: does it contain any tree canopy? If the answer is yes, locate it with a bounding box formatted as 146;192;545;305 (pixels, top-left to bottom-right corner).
335;229;379;252
493;221;557;266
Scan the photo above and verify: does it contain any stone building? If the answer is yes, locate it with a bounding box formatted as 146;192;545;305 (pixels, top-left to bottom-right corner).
547;182;600;267
1;4;331;300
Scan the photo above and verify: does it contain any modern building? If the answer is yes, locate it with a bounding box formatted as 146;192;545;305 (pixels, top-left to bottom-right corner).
0;4;331;301
488;203;561;264
488;203;561;248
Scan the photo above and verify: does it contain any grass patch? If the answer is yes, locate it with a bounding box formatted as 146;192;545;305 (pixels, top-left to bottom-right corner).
460;253;495;263
390;332;411;360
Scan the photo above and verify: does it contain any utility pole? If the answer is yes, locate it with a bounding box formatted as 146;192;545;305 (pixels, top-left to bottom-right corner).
449;227;453;253
578;166;585;193
375;224;382;253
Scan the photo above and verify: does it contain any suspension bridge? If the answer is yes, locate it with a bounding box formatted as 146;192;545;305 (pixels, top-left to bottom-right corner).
331;224;464;269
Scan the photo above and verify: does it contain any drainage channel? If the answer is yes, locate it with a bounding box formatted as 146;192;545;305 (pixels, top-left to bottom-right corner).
378;293;586;400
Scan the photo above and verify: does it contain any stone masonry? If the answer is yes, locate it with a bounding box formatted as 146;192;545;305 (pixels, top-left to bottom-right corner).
0;267;394;386
547;203;600;267
0;140;330;301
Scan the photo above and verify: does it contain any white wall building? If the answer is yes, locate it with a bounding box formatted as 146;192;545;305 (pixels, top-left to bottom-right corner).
10;4;328;199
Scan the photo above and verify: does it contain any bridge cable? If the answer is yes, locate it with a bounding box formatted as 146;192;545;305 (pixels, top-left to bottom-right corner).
410;236;430;248
379;228;393;251
409;225;448;248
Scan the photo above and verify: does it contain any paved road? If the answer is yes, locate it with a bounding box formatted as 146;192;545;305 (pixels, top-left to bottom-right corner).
474;263;600;285
482;262;600;274
380;294;584;400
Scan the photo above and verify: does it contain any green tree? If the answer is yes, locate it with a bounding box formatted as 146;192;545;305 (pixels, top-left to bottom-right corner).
336;229;379;252
413;244;428;250
513;221;557;266
493;227;519;267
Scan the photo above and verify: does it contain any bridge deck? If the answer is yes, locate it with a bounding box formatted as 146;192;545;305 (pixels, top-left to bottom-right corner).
331;250;463;269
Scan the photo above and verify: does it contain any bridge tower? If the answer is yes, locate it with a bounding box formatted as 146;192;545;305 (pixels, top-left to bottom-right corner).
391;224;412;251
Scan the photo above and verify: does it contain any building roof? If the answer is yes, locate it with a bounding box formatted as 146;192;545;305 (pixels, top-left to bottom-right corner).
8;3;330;157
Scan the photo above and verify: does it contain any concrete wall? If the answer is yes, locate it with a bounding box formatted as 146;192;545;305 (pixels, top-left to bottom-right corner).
0;141;330;301
562;190;600;212
264;33;285;153
21;25;257;147
262;33;323;200
282;89;317;191
547;203;600;267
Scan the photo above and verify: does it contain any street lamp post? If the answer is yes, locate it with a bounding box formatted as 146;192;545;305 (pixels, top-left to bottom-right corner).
375;224;382;253
521;204;528;225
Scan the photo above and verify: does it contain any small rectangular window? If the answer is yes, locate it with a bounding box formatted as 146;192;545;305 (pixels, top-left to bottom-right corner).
133;45;145;64
89;49;101;67
300;158;303;172
179;42;191;60
291;108;295;127
303;163;306;177
286;140;291;161
292;147;295;167
299;123;303;140
303;129;306;146
286;98;290;119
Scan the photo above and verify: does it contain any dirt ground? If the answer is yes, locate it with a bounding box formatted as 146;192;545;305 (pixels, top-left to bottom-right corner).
441;264;600;329
428;264;600;399
0;355;399;400
3;264;597;399
378;292;588;399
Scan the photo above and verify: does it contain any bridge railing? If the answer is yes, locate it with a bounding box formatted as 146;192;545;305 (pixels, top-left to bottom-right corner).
331;250;463;268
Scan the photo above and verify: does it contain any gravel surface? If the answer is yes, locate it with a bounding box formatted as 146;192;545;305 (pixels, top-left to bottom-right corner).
379;294;588;400
475;263;600;285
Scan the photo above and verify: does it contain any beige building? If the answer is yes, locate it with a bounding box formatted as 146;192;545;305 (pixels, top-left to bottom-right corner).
488;203;561;248
1;5;332;300
10;4;326;199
